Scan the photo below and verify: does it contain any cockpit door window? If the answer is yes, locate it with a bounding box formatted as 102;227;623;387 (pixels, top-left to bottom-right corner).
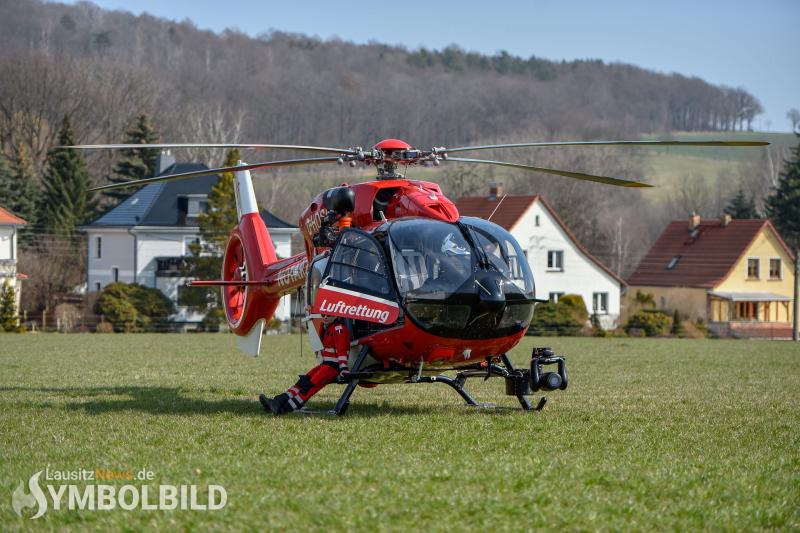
322;229;393;298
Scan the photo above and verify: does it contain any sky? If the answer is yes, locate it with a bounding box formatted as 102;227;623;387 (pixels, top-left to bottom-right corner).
63;0;799;132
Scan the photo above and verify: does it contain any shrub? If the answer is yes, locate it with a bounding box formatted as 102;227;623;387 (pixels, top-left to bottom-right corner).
200;307;225;332
559;294;589;324
95;321;114;333
527;301;583;336
94;283;175;332
590;313;608;337
625;310;671;337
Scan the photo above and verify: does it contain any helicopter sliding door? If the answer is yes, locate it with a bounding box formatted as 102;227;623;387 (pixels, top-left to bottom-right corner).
312;229;399;326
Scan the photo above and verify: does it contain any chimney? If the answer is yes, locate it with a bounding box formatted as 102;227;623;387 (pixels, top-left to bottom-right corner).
722;213;732;227
155;150;176;176
488;182;504;200
689;212;701;229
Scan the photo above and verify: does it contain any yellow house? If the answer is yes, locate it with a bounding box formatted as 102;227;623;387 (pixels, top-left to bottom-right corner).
627;215;795;338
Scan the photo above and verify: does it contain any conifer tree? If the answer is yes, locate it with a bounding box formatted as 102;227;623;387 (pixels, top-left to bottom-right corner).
6;144;39;227
0;280;20;332
105;114;160;204
723;187;759;219
38;116;97;236
766;135;800;249
180;149;242;327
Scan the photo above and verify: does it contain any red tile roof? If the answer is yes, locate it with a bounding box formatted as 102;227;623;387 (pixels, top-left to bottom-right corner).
454;194;539;231
627;219;793;288
0;206;27;225
455;193;626;286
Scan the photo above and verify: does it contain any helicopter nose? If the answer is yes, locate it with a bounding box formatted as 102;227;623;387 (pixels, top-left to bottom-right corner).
475;272;505;313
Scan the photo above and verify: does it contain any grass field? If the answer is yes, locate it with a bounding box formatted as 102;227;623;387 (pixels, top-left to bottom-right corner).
1;334;799;531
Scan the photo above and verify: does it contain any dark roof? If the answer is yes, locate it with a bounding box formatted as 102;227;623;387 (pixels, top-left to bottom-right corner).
0;205;27;225
260;209;295;229
455;193;626;286
88;163;296;230
627;219;794;288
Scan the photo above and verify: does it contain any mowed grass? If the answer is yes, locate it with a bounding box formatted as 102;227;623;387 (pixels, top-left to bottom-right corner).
1;334;798;531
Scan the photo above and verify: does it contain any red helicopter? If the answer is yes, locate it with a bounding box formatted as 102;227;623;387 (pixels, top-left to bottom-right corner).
70;137;767;414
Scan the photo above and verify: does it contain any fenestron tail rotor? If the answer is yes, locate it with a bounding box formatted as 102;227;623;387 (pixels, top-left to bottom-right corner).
87;157;342;192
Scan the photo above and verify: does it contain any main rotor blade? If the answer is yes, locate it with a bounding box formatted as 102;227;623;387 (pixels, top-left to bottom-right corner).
446;157;653;188
88;157;341;192
446;139;769;153
62;143;356;155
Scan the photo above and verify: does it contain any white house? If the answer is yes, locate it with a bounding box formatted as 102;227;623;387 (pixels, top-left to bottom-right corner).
456;185;627;328
83;154;298;327
0;205;27;315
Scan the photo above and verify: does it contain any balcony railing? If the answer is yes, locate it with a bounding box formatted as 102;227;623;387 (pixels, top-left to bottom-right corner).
155;257;188;277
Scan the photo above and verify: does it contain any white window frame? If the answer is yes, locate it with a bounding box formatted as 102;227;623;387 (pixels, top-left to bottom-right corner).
746;257;760;280
768;257;782;280
549;292;564;303
547;250;564;272
593;292;609;314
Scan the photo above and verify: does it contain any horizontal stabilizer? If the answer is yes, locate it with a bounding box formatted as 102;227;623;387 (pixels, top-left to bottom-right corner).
189;280;271;286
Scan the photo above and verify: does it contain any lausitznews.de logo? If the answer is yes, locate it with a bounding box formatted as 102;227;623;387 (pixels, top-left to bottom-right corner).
12;467;226;519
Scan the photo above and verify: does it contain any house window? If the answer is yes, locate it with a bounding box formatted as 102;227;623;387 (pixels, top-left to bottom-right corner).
666;256;680;270
184;236;201;255
769;258;781;280
96;236;102;259
112;267;119;283
735;301;759;321
593;292;608;314
547;250;564;271
549;292;564;303
95;282;101;292
535;215;540;227
747;258;759;279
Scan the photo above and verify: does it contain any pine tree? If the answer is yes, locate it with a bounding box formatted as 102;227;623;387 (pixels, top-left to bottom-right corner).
180;149;242;327
766;134;800;250
0;144;39;231
724;187;759;219
765;134;800;343
105;114;160;204
38;116;97;237
0;155;12;208
0;280;20;332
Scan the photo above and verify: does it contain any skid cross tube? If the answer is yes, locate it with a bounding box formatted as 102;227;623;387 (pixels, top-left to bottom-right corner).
416;375;480;406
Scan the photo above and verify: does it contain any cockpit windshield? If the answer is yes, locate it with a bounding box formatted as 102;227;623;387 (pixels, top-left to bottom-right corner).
388;219;473;300
460;216;535;299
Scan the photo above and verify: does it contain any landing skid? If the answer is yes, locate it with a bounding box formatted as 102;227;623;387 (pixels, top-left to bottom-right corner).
321;346;567;416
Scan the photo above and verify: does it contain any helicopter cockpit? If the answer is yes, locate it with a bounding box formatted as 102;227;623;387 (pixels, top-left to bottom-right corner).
306;215;536;341
388;217;535;339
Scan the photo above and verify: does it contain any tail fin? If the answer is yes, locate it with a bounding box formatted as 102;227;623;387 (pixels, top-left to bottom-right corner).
233;160;260;220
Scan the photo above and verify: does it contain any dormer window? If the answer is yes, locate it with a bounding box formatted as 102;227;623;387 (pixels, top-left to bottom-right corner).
179;194;209;219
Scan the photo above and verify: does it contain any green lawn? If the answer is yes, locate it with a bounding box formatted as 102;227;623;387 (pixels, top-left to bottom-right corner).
1;334;798;531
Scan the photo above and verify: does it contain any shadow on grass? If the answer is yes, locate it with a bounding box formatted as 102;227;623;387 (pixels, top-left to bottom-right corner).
1;385;521;418
0;386;261;417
